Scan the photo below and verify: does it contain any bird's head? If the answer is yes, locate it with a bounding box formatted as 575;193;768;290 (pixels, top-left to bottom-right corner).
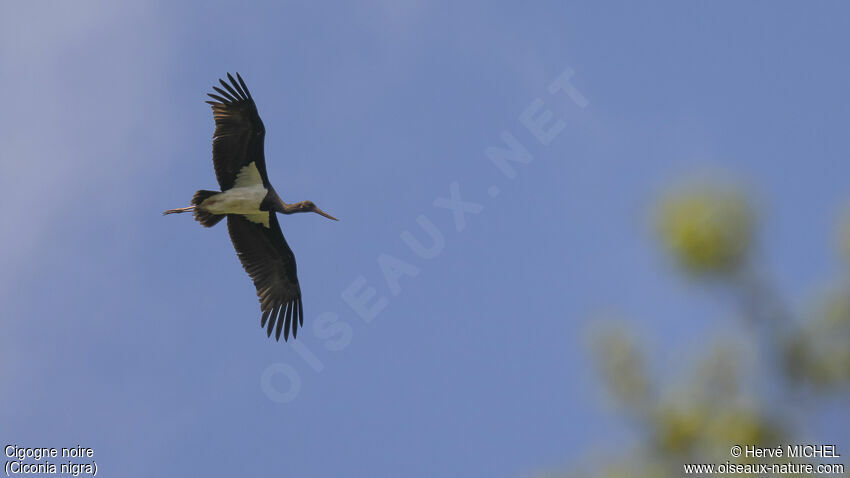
297;201;338;221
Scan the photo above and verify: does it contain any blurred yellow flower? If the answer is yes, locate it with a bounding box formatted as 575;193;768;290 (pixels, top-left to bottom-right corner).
656;185;753;276
653;403;704;454
703;407;781;450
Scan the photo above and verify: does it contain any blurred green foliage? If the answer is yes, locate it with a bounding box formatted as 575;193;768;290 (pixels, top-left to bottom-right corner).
541;180;849;477
785;289;850;389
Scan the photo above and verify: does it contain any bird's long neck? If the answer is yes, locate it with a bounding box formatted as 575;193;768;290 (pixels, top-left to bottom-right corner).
273;197;309;215
262;189;292;214
264;189;314;215
280;202;304;214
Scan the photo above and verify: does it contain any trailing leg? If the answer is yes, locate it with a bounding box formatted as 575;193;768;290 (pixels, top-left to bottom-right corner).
163;205;195;215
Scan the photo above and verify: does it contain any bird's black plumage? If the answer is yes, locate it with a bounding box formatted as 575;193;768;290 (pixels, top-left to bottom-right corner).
163;73;335;341
205;73;270;190
227;214;304;341
204;73;304;341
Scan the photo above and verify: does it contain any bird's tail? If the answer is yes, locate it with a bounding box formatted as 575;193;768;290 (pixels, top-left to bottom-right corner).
192;190;225;227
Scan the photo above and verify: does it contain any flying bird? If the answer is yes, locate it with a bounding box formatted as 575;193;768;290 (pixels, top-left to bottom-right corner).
164;73;337;342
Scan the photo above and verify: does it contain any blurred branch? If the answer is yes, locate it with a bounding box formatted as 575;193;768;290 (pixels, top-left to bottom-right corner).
544;177;850;477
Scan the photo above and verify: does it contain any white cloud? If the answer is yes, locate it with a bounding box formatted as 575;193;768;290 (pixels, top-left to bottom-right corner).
0;1;178;413
0;1;177;289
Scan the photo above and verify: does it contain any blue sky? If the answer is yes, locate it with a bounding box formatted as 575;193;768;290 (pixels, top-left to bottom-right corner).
2;1;849;476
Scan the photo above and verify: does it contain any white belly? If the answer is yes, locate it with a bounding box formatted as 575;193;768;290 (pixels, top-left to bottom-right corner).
202;185;268;215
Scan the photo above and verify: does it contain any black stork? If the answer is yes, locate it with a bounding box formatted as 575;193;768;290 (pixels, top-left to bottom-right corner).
164;73;337;342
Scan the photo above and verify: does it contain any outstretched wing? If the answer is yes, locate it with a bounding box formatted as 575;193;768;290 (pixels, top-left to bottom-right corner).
227;214;304;341
206;73;269;190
